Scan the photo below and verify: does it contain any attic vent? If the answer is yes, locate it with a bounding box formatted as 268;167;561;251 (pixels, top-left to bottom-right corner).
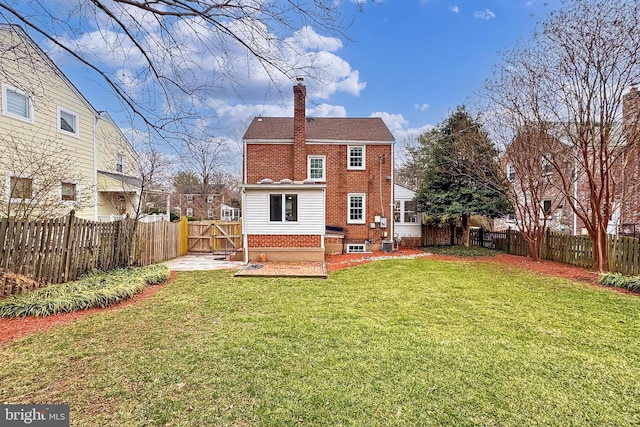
280;178;293;184
257;118;263;122
259;178;273;184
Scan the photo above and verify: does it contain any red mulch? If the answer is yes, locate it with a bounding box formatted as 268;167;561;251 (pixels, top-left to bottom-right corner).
0;272;177;346
0;253;628;346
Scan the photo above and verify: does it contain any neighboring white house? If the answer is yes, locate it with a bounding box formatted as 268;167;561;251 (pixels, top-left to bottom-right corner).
241;180;326;262
394;184;424;247
220;202;241;221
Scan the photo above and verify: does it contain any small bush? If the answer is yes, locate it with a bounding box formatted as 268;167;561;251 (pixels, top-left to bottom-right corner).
599;273;640;292
424;245;500;258
0;264;170;318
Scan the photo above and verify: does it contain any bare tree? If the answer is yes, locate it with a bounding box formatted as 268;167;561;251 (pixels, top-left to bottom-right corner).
0;1;366;140
0;135;93;220
484;0;640;272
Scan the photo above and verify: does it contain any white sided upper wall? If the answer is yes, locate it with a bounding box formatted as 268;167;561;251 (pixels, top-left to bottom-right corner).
96;112;138;176
0;25;96;220
394;183;423;238
243;184;326;235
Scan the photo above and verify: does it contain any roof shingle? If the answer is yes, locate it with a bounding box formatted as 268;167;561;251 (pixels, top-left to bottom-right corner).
243;117;395;142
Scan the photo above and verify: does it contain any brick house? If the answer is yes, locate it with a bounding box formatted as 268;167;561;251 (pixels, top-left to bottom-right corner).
174;184;238;221
241;78;395;262
496;87;640;235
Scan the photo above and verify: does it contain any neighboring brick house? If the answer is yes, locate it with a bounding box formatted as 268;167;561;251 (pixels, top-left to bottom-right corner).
175;184;237;220
496;87;640;236
241;78;395;262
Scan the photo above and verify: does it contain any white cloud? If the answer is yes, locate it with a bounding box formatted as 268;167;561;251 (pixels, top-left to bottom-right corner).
414;103;430;112
309;103;347;117
291;26;343;52
450;6;460;13
474;9;496;20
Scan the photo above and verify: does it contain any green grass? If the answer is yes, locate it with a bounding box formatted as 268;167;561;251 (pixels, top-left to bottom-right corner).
424;244;500;257
1;259;640;426
0;264;170;317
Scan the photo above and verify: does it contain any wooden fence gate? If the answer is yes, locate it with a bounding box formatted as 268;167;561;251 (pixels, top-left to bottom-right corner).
186;220;242;254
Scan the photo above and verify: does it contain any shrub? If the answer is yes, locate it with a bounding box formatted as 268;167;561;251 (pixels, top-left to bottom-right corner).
424;245;500;258
0;264;170;318
598;273;640;292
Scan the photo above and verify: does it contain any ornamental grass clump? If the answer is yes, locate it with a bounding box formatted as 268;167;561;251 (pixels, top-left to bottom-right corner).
599;273;640;292
0;264;169;318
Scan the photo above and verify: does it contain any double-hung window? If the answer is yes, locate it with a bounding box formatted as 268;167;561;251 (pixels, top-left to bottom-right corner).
270;194;297;222
348;193;366;224
58;107;79;137
507;164;516;182
116;153;125;173
347;145;365;170
542;154;553;175
61;182;77;201
542;199;552;216
308;155;326;181
9;176;33;200
2;83;33;123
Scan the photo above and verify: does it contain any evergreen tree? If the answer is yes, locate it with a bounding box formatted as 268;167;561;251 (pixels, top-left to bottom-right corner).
414;106;510;246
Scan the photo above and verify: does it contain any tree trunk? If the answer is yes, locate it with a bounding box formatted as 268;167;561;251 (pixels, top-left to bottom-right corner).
462;214;471;247
593;225;609;273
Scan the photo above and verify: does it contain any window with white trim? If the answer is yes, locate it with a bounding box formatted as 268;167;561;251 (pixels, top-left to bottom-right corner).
347;243;366;253
207;209;214;218
207;194;215;203
58;107;79;137
507;163;516;182
116;153;125;173
394;200;401;223
308;155;326;181
61;182;77;201
506;213;516;222
186;194;193;203
270;193;297;222
2;83;33;123
542;199;552;216
403;200;417;223
185;207;193;217
348;193;365;224
347;145;365;170
542;154;553;175
9;176;33;200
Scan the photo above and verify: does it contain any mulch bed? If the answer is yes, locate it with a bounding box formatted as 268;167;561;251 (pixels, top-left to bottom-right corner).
0;253;626;346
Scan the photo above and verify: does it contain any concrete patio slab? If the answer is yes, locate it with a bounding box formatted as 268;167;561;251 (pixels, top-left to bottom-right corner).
164;254;244;271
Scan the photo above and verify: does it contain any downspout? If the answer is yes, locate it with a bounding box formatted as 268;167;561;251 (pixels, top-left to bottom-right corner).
242;187;249;264
390;142;395;244
573;156;578;235
93;116;99;221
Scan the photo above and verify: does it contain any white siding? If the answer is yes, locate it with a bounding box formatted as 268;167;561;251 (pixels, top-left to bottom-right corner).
0;27;96;220
394;184;422;238
244;188;325;235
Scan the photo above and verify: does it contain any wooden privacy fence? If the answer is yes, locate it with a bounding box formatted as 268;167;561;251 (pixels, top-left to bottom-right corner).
423;225;640;275
0;211;188;285
186;220;242;254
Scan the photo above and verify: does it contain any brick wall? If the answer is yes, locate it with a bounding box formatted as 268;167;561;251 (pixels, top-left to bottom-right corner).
246;144;294;183
247;234;321;248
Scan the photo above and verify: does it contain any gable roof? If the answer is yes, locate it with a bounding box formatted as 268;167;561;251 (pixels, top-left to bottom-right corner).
0;24;99;117
243;117;395;142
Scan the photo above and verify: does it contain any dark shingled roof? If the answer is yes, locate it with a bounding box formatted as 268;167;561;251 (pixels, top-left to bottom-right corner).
242;117;395;142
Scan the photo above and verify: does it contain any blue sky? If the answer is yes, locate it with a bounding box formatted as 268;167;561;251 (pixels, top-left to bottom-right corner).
3;0;561;172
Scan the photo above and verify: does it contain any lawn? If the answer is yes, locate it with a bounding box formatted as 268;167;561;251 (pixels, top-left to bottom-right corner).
1;258;639;426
